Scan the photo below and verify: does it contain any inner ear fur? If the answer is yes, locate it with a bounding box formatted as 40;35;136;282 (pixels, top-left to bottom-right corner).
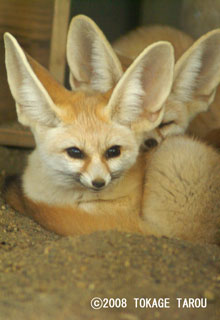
66;15;123;92
4;33;71;128
173;29;220;109
107;41;174;132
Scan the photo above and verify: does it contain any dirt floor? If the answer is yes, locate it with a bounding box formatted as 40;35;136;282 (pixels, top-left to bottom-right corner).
0;146;220;320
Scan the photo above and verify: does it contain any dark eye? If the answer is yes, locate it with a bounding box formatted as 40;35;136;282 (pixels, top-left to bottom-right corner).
105;145;121;159
159;120;175;129
66;147;84;159
144;138;158;149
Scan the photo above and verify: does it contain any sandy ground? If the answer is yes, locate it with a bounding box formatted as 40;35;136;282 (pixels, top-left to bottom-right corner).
0;146;220;320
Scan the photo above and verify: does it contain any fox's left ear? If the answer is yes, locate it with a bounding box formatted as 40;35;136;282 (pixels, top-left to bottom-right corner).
173;29;220;118
67;15;123;92
107;41;174;132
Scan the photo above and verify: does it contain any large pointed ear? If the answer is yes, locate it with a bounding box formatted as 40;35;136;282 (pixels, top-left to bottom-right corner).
66;15;123;92
107;41;174;132
4;33;61;128
172;29;220;118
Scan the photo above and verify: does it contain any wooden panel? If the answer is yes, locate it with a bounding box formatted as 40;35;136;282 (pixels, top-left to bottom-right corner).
0;123;34;148
140;0;183;28
49;0;71;83
181;0;220;38
0;0;54;41
0;0;72;148
0;0;54;125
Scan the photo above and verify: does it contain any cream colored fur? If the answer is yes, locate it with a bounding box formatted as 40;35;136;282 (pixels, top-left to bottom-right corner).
67;15;123;92
3;17;220;244
3;30;174;234
66;16;173;129
113;26;220;147
142;135;220;244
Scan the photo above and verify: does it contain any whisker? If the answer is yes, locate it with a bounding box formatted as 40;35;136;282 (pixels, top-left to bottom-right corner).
111;170;122;180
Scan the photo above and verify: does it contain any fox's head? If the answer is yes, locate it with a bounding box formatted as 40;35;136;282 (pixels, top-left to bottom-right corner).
141;29;220;150
4;18;174;192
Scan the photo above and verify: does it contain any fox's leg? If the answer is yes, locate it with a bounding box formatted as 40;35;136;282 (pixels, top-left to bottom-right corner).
3;175;144;236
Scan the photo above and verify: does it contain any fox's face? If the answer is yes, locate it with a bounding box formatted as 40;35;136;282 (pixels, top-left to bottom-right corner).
36;93;139;191
143;97;194;150
143;99;187;149
4;16;175;194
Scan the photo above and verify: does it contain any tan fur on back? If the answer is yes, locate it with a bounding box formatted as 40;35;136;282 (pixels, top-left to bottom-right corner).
113;25;194;61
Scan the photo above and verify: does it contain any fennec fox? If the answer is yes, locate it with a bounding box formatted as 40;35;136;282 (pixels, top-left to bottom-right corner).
114;26;220;149
3;24;174;236
3;16;220;244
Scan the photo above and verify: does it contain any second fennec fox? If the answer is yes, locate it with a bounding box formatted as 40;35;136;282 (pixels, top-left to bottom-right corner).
3;16;220;244
114;25;220;148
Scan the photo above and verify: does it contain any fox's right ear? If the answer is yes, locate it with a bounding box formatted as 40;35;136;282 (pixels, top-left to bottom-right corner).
4;33;60;127
66;15;123;92
172;29;220;119
107;42;174;132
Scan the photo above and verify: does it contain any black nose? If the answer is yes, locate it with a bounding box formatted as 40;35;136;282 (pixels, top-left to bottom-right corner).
92;179;105;189
144;138;158;149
